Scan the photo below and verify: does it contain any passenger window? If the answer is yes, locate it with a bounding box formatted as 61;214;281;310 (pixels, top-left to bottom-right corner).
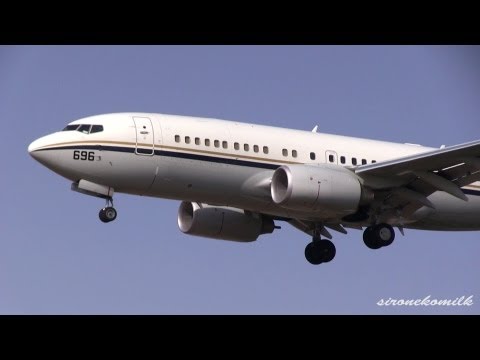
205;139;210;146
282;149;288;157
244;144;249;151
372;160;377;163
328;155;334;163
185;136;191;144
175;135;180;143
263;146;269;154
253;145;259;153
234;142;240;150
352;158;357;165
195;137;200;145
292;150;297;158
78;124;91;134
310;152;316;160
362;159;367;165
214;140;220;148
222;141;228;149
90;125;104;133
340;156;346;164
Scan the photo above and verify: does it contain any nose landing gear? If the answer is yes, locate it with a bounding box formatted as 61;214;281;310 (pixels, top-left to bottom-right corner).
99;197;117;223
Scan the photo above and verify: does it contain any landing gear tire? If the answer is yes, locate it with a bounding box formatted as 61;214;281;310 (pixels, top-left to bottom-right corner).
305;242;322;265
99;206;117;223
363;226;381;249
363;223;395;249
305;239;336;265
374;223;395;247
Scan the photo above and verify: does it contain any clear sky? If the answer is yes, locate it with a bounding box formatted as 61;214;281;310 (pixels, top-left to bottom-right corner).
1;45;479;314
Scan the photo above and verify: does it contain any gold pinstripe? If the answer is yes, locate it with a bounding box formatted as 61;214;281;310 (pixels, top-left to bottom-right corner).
33;140;480;185
34;140;301;165
164;144;299;164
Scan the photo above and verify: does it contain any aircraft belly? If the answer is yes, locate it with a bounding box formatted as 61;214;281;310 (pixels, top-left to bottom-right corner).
145;157;344;221
148;157;264;204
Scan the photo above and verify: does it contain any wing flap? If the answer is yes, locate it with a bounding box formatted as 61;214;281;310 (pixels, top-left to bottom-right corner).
288;219;350;239
355;139;480;225
356;139;480;178
413;171;468;201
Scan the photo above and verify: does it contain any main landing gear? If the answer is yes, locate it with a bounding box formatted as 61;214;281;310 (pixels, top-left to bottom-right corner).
99;197;117;223
363;223;395;249
304;223;396;265
305;237;336;265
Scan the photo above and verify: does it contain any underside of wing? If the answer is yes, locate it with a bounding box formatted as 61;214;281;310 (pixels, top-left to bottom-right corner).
356;139;480;178
354;139;480;223
288;218;350;239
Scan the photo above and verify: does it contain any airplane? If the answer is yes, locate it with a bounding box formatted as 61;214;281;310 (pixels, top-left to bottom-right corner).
28;113;480;265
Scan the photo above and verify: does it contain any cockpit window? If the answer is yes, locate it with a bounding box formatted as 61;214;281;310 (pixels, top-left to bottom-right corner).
62;124;104;134
78;124;91;134
63;125;80;131
90;125;104;133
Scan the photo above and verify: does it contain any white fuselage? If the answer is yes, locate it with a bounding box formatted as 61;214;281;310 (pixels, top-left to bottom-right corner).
28;112;480;231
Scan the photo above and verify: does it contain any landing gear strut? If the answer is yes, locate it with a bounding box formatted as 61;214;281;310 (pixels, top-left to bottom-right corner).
99;197;117;223
363;223;395;249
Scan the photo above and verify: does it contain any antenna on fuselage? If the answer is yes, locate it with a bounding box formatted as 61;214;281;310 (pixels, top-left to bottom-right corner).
311;125;318;133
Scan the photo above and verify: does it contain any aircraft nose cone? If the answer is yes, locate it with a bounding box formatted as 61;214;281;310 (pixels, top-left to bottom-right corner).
28;139;41;159
28;135;57;166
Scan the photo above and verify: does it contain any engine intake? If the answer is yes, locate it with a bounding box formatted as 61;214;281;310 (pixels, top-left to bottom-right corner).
178;202;275;242
271;164;370;216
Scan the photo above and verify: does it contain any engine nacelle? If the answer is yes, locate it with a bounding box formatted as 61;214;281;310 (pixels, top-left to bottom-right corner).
271;164;371;216
177;202;275;242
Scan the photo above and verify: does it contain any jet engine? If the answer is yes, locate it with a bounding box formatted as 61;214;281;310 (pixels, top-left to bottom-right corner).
271;164;372;216
177;202;275;242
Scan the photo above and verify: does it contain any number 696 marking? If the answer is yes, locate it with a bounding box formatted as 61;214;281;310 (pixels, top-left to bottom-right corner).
73;150;95;161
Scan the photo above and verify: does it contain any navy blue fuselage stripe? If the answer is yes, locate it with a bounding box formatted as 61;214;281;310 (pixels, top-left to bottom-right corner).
31;145;480;195
36;145;280;170
461;189;480;196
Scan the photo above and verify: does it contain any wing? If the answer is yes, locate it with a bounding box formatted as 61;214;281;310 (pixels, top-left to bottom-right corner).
355;139;480;222
288;218;350;239
356;139;480;181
